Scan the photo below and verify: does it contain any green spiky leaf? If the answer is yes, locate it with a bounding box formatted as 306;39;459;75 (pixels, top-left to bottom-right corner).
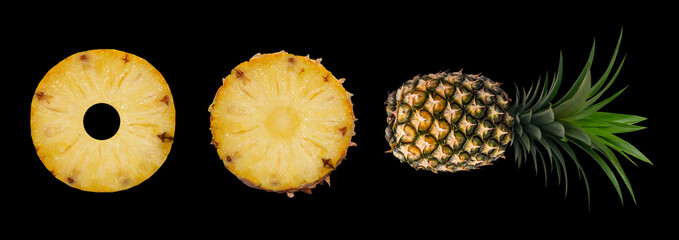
508;29;651;207
553;68;592;119
585;54;626;106
554;41;595;106
574;115;646;134
562;120;591;146
573;137;625;204
589;112;647;125
543;137;569;195
589;29;624;97
523;123;542;140
587;129;652;165
544;52;565;106
540;121;566;138
562;86;628;121
532;106;555;125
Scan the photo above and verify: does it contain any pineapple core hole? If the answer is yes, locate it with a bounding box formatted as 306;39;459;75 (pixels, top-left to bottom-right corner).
84;103;120;140
264;106;300;139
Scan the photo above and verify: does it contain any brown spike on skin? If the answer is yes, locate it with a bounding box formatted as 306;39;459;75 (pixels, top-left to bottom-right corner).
160;95;170;105
322;158;336;169
324;176;331;186
234;69;244;78
339;126;348;136
35;91;53;104
157;132;174;143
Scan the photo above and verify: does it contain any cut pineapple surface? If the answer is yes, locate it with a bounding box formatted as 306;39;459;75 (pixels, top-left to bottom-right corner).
31;49;175;192
210;51;355;196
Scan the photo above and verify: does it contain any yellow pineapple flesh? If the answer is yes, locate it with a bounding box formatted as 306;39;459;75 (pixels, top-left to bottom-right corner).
209;51;355;197
30;49;175;192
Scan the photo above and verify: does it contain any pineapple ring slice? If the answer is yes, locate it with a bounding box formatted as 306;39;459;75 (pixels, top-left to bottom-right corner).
210;51;356;197
30;49;175;192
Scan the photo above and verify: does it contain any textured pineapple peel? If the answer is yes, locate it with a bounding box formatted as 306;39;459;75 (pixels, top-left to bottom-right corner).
31;49;175;192
210;51;356;197
385;71;513;172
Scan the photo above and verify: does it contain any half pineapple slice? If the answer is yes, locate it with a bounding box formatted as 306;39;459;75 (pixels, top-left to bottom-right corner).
210;51;355;197
31;49;175;192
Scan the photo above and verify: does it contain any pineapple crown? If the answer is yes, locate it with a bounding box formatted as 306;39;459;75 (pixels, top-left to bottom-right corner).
508;29;651;208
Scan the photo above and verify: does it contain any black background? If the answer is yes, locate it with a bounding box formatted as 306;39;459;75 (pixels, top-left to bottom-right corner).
7;4;677;235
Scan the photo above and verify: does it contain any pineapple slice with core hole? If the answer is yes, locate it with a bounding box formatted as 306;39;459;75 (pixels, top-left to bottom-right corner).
210;51;356;197
30;49;175;192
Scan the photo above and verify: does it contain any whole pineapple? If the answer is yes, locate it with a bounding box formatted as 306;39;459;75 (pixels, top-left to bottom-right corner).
385;31;651;205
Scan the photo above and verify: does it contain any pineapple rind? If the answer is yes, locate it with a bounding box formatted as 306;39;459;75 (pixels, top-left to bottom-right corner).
386;71;512;172
31;49;175;192
210;51;355;196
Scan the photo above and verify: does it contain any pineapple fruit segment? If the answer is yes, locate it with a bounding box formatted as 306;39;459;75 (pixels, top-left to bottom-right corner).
210;51;355;196
31;49;175;192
